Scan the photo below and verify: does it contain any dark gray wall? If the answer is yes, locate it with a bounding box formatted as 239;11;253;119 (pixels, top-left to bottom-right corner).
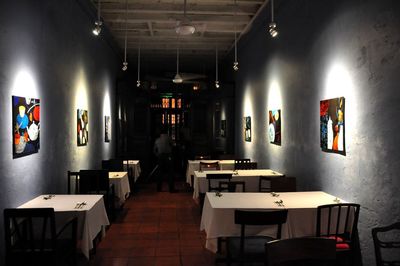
232;0;400;265
0;0;119;261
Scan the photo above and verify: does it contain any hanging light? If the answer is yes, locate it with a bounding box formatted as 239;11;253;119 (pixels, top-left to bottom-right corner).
175;0;195;35
136;46;141;87
268;0;278;38
92;0;102;36
173;45;183;83
215;45;220;88
122;0;128;71
233;0;239;71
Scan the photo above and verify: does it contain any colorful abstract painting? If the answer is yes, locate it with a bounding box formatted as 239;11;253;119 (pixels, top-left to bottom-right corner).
220;120;226;138
268;109;281;145
105;116;111;142
320;97;345;154
12;96;40;158
244;116;251;142
77;109;88;146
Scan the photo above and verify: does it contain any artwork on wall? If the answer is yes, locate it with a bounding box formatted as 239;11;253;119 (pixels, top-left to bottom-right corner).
220;119;226;138
268;109;281;145
77;109;88;146
320;97;345;154
12;96;40;158
105;116;111;142
244;116;251;142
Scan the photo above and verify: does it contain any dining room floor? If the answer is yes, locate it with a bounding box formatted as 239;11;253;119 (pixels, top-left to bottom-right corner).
84;180;216;266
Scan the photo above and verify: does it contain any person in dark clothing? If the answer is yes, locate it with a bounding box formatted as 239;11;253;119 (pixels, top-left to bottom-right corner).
153;129;175;192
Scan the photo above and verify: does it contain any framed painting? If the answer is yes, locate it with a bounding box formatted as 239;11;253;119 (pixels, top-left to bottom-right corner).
320;97;345;155
268;109;281;145
77;109;88;146
244;116;251;142
12;96;40;158
220;119;226;138
105;115;111;142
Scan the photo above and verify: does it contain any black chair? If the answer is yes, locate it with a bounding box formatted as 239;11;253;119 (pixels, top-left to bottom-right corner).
67;171;80;194
79;170;116;221
234;159;251;170
102;159;123;171
372;221;400;266
218;181;246;192
316;203;361;265
206;173;232;192
266;237;336;266
225;209;288;265
4;208;78;266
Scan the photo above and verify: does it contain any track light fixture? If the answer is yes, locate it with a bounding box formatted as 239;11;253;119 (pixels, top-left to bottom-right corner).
92;0;102;36
268;0;278;38
122;0;128;71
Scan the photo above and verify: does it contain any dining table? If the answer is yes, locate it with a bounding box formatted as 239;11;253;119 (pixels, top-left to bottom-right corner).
193;169;284;200
123;160;141;183
200;191;347;252
186;160;235;186
109;171;131;206
18;194;110;259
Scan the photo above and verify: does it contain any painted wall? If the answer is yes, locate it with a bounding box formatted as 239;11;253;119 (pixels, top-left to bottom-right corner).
233;0;400;265
0;0;118;261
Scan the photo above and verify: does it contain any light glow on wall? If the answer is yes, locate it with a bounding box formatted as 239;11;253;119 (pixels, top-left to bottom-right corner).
242;83;256;159
12;69;39;98
267;80;282;110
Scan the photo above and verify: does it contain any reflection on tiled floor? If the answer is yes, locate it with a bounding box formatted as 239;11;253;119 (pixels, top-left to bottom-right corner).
86;181;216;266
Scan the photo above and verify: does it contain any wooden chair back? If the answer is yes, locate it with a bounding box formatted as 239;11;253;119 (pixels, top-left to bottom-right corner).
4;208;77;266
67;171;80;194
218;181;246;192
271;177;296;192
316;203;361;250
266;237;336;266
206;173;232;192
234;209;288;258
372;222;400;266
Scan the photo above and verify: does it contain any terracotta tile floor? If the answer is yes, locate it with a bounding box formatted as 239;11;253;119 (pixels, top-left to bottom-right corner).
85;181;216;266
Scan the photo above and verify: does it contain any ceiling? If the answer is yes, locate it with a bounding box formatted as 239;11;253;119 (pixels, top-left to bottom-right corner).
95;0;268;60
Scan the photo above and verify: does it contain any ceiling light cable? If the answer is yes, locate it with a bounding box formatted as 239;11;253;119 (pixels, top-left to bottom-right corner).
269;0;278;38
137;45;141;87
173;40;183;83
92;0;102;36
122;0;128;71
215;45;220;88
233;0;239;71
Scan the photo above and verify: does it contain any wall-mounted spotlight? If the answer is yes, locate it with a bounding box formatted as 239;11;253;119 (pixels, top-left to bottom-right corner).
93;0;102;36
268;0;278;38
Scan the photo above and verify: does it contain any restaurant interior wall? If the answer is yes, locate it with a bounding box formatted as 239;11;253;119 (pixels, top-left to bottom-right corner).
233;0;400;265
0;0;119;261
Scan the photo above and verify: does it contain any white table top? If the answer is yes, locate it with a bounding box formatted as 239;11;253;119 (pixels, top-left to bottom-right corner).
123;160;141;181
19;194;110;259
193;169;284;199
206;191;345;209
109;172;131;205
186;160;235;185
200;191;346;252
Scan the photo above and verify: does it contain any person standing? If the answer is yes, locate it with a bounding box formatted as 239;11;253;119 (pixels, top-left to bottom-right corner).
153;128;175;192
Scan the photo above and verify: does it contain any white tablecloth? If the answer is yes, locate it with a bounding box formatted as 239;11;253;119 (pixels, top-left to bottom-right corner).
18;194;110;259
109;171;131;205
200;191;346;252
123;160;141;182
193;169;284;199
186;160;235;185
